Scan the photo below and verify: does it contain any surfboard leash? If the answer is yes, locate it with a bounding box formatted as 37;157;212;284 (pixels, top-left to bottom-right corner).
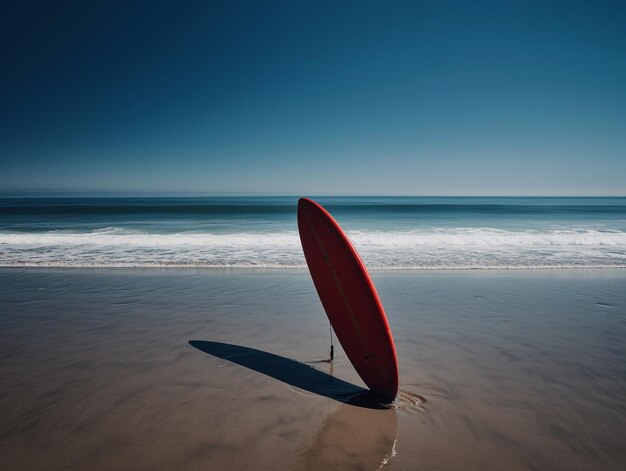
329;321;334;361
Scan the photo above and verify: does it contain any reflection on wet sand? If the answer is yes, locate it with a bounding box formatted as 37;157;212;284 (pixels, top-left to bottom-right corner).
190;340;399;469
298;400;397;471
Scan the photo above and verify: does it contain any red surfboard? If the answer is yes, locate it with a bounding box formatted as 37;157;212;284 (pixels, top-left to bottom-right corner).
298;197;399;400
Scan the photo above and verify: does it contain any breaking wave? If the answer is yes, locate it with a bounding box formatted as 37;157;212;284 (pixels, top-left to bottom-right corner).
1;227;625;269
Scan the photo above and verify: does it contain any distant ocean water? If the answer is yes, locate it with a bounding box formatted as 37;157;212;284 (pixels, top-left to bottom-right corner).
1;196;625;269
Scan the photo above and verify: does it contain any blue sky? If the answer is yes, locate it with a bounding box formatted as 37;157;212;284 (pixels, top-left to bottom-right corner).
1;0;625;195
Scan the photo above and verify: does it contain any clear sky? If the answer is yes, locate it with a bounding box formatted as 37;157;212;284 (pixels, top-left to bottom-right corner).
1;0;625;195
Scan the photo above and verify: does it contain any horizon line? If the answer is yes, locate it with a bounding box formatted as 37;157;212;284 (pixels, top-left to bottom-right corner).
0;190;625;198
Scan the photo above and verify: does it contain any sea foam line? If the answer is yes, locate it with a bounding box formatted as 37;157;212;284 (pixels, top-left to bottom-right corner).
1;228;626;247
1;228;625;269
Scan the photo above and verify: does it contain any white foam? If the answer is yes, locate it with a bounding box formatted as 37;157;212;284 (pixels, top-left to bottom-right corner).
0;230;300;247
352;228;626;246
1;228;625;269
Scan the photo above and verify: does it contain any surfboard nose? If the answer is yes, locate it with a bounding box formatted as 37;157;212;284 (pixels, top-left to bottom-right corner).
299;198;329;218
298;197;316;211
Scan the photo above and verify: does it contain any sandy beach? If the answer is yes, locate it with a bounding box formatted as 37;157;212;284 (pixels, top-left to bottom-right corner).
0;268;624;470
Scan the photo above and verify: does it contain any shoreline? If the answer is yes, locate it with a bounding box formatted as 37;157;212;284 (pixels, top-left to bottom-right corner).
1;265;626;272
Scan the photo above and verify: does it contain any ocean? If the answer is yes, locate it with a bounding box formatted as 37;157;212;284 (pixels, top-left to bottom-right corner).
1;196;625;269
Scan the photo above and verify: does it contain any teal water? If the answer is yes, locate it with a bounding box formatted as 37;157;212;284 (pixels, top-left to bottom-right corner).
1;196;625;268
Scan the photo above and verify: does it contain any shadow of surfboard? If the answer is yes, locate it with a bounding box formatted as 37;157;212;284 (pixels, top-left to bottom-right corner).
189;341;387;410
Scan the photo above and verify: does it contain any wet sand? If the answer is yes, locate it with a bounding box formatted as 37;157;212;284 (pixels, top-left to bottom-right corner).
0;268;625;470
